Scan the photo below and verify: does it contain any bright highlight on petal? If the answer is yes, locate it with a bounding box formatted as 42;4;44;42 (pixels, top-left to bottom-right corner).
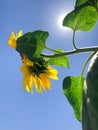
17;30;23;37
47;66;58;80
8;30;22;48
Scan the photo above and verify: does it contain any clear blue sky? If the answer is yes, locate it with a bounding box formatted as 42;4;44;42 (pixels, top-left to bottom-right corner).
0;0;98;130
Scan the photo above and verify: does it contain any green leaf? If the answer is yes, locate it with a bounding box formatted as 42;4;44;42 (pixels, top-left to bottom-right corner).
76;0;88;7
63;6;97;31
75;0;98;8
32;31;49;58
63;75;85;121
16;30;49;61
49;48;70;68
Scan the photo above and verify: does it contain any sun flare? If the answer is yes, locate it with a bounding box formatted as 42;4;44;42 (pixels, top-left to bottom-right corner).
57;12;70;33
58;14;65;29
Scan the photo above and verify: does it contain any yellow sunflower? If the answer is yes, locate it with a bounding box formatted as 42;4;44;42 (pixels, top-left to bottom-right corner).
8;30;22;48
8;31;58;94
21;56;58;93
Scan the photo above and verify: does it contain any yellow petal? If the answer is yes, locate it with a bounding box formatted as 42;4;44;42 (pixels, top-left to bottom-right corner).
17;30;23;38
39;73;51;90
27;76;34;92
23;76;30;92
47;71;58;80
22;55;34;66
21;64;30;74
8;30;23;49
8;32;17;48
23;72;34;92
35;76;42;93
21;64;32;92
47;66;58;80
47;66;58;74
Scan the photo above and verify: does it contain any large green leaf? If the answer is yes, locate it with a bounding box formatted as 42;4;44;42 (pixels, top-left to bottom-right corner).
63;75;85;121
63;6;97;31
75;0;98;8
49;48;70;68
75;0;88;7
16;30;49;61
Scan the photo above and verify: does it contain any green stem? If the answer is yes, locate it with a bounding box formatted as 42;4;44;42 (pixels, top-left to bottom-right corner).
81;51;97;76
41;46;98;58
72;31;78;49
45;30;78;53
45;46;62;54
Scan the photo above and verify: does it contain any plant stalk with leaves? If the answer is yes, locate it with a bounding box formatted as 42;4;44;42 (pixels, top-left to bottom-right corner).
8;0;98;130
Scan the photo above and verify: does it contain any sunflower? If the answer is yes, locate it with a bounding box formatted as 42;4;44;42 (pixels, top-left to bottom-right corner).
21;55;58;93
8;30;22;48
8;31;58;94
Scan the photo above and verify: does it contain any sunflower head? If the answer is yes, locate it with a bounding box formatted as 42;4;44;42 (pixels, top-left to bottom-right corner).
30;57;48;76
21;56;58;93
8;30;23;49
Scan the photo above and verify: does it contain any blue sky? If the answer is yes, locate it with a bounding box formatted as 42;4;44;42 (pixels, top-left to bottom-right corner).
0;0;98;130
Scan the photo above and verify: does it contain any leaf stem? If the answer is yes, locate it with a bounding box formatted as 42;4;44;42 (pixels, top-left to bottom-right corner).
72;31;78;49
41;46;98;58
45;46;62;53
81;51;97;76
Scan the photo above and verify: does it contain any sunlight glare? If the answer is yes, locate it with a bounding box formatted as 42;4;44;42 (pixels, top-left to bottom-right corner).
57;12;71;33
58;14;65;29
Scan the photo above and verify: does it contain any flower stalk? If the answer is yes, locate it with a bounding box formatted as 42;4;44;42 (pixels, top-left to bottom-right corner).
41;46;98;58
